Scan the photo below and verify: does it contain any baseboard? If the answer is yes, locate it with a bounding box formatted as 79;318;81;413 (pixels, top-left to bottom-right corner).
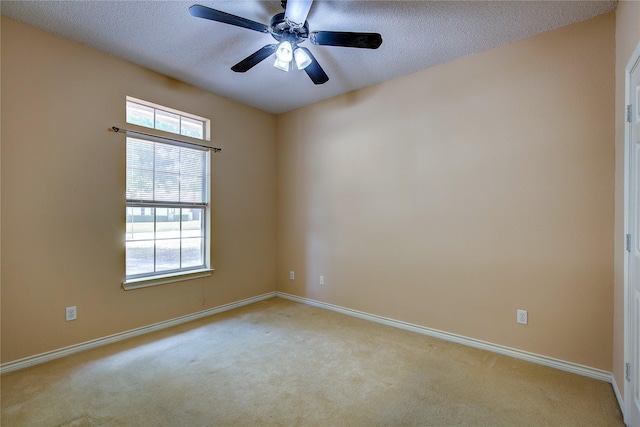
3;290;614;385
0;292;276;375
276;292;612;383
612;375;626;422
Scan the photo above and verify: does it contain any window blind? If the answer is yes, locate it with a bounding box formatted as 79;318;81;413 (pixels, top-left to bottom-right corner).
126;137;207;205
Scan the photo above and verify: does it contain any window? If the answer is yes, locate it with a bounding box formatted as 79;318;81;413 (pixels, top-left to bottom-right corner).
124;98;211;289
126;97;208;140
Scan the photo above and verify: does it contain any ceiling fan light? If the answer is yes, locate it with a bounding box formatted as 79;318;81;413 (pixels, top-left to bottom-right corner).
274;57;290;72
294;48;312;70
274;41;293;72
275;41;293;62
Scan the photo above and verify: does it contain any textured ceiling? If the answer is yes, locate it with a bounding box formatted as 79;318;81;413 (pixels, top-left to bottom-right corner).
1;1;616;114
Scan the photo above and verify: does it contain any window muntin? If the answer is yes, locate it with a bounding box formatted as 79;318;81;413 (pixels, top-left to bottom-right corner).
125;101;210;282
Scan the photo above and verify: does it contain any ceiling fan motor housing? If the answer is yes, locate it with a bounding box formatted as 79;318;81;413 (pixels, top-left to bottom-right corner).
269;13;309;45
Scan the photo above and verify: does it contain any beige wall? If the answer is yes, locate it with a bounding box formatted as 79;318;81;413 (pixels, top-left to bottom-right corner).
0;17;277;364
276;13;615;370
1;10;619;373
613;0;640;398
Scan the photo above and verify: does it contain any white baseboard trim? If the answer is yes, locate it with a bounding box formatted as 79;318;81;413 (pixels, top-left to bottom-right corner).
3;290;614;386
276;292;613;383
0;292;276;375
612;375;626;422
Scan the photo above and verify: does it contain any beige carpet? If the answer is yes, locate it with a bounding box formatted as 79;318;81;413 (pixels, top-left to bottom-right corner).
1;297;624;426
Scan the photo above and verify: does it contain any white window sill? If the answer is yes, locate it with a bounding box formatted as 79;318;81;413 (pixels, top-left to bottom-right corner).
122;268;214;291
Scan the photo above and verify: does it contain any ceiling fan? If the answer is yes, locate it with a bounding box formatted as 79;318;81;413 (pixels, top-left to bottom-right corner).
189;0;383;85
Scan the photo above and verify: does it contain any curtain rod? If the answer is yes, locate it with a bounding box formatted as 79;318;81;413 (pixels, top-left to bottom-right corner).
109;126;222;153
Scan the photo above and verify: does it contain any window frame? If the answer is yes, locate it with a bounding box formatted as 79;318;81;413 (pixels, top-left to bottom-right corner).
123;99;213;291
126;96;211;141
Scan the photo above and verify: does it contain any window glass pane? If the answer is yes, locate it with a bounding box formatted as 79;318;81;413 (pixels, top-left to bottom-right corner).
126;101;154;129
182;237;204;268
126;240;155;276
182;208;204;238
126;207;134;241
127;207;154;241
126;99;209;142
156;239;180;272
157;208;180;240
181;116;204;140
155;110;180;134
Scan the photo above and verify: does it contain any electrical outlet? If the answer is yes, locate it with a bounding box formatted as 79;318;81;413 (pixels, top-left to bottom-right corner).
517;309;527;325
289;271;295;280
66;306;77;321
319;275;324;285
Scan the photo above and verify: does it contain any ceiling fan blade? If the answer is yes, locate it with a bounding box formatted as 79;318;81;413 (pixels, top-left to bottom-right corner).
189;4;269;33
284;0;313;26
310;31;382;49
299;48;328;85
231;44;278;72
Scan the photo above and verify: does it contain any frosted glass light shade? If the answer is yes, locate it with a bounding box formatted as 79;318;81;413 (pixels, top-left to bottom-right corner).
274;41;293;72
294;48;312;70
274;57;290;72
275;41;293;62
